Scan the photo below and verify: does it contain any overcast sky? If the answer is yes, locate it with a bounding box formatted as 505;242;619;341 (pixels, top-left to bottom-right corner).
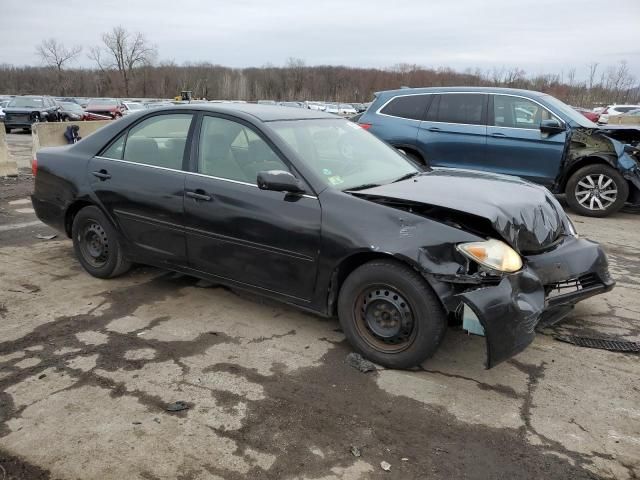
1;0;639;80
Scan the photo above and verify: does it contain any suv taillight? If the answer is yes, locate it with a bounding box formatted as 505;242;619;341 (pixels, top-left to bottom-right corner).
31;156;38;176
358;123;372;130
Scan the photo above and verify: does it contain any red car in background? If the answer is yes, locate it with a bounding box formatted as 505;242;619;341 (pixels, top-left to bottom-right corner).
572;106;600;123
85;98;125;119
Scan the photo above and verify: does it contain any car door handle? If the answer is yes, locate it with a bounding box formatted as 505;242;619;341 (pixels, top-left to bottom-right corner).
490;132;506;137
92;170;111;180
427;126;441;132
185;190;212;201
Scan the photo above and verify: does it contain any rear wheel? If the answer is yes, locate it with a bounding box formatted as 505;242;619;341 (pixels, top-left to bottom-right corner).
71;206;131;278
337;259;447;369
566;164;628;217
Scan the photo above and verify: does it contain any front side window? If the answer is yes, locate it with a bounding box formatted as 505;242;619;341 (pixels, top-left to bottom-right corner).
493;95;557;129
436;94;486;125
380;95;430;121
121;114;192;169
270;118;418;191
198;116;288;184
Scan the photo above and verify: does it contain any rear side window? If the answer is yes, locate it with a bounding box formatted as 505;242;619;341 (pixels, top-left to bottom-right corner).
436;94;486;125
380;95;430;120
123;114;192;170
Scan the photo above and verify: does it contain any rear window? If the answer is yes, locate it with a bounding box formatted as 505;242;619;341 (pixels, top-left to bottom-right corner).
380;95;430;121
436;93;485;125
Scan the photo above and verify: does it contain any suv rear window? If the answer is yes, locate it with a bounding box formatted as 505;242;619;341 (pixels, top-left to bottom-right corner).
380;95;430;121
435;93;485;125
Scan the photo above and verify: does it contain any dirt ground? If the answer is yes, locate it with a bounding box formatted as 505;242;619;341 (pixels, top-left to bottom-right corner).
1;132;639;479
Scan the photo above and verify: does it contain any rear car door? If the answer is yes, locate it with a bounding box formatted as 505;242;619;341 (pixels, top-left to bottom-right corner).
183;114;321;302
417;93;488;169
88;112;194;266
486;95;566;186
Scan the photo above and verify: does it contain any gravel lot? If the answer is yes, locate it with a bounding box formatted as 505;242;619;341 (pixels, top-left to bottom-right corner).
1;132;639;479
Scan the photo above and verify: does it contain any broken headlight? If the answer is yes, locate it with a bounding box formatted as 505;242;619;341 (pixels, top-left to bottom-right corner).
457;239;523;273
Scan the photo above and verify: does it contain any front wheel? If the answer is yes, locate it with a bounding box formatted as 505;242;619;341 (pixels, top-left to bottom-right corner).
71;206;131;278
565;164;628;217
337;259;447;369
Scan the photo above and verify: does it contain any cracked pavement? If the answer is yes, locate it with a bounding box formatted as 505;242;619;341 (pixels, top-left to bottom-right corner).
0;133;639;479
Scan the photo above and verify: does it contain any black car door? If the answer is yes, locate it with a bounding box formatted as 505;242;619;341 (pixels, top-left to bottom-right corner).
88;112;194;266
183;114;321;302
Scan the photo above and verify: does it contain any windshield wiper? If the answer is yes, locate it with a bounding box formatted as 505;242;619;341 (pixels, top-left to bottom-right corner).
392;171;421;183
343;183;381;192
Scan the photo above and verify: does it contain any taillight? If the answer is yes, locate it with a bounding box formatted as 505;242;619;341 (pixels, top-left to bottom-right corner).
358;123;372;130
31;156;38;176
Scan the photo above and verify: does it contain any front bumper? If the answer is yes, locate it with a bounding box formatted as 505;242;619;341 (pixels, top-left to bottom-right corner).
457;237;614;368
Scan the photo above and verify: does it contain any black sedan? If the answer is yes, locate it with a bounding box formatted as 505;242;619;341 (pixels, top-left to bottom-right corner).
31;104;614;368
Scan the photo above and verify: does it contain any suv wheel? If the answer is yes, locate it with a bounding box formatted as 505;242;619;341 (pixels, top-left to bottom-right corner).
71;206;131;278
337;259;446;369
566;164;628;217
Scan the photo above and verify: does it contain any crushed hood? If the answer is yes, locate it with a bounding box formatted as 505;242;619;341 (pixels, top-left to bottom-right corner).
353;168;567;253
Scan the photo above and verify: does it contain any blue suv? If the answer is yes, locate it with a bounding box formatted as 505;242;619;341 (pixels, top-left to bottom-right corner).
358;87;640;217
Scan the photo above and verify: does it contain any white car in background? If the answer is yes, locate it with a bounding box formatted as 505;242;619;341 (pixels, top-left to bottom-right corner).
598;104;640;124
0;99;9;121
122;101;145;115
338;103;357;116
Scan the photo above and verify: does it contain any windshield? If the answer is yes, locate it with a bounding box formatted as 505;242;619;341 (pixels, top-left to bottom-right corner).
270;118;418;191
126;103;144;110
541;94;598;128
8;97;44;108
60;102;83;112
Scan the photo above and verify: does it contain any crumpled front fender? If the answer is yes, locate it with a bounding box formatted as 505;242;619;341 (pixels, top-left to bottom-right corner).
459;271;545;368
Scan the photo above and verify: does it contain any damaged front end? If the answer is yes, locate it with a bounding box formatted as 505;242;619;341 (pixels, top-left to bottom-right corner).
565;126;640;198
420;235;614;368
352;171;615;368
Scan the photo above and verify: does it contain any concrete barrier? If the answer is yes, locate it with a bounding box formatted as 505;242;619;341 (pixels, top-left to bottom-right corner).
32;120;113;158
0;127;18;177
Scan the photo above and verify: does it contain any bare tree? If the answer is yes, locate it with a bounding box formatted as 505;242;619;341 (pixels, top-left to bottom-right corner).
36;38;82;95
36;38;82;71
89;26;157;97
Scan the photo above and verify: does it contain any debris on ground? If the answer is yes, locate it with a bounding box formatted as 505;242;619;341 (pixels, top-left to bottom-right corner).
380;461;391;471
35;234;57;240
350;446;361;457
345;352;377;373
166;401;190;412
38;374;46;380
401;457;409;461
554;335;640;353
132;421;142;425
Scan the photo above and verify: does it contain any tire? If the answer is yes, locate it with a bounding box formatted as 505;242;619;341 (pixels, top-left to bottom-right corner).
71;206;131;279
337;259;447;369
565;164;628;217
396;148;425;168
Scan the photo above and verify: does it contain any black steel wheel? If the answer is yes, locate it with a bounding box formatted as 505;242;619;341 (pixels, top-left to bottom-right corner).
338;259;447;369
72;206;131;278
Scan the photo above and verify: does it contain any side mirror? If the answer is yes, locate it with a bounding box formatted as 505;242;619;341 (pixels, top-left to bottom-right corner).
257;170;305;194
540;119;564;135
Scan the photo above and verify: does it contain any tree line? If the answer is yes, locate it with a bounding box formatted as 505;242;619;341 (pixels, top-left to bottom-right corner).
1;26;638;108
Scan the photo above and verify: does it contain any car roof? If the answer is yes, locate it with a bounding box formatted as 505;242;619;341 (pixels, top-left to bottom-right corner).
374;86;548;98
167;103;336;121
